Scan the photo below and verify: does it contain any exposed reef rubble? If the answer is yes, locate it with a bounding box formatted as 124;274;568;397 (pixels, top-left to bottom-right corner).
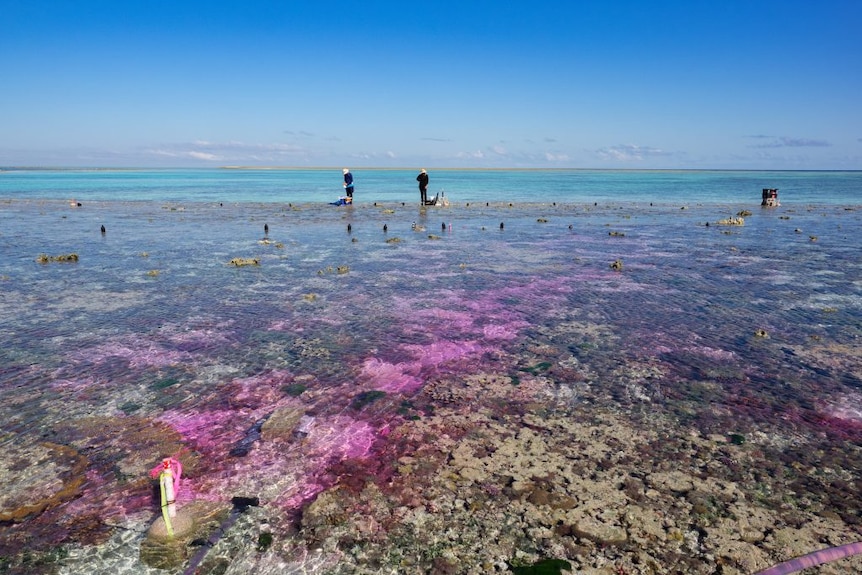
211;371;861;575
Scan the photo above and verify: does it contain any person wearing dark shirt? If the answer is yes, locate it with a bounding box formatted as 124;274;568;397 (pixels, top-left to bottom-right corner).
343;168;354;198
416;169;429;205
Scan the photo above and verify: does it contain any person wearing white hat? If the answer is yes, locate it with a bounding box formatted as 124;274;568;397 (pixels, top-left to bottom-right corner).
416;169;429;205
342;168;354;198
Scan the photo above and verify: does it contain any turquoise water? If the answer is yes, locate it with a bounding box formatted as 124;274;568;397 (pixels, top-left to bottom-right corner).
1;168;860;204
0;170;861;573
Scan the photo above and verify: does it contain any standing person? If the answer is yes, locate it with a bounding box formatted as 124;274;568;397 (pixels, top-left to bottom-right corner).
342;168;354;199
417;169;429;205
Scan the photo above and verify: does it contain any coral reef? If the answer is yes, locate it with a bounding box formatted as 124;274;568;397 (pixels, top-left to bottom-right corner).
275;384;862;574
2;200;861;575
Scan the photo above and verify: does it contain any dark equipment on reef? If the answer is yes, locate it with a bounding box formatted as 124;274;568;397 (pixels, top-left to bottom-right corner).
183;496;261;575
424;191;449;207
761;188;780;207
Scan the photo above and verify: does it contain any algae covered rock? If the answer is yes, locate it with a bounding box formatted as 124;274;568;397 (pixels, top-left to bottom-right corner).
260;405;306;442
301;485;352;532
139;500;230;570
0;439;88;522
36;253;79;263
53;415;197;481
573;517;628;546
647;470;696;494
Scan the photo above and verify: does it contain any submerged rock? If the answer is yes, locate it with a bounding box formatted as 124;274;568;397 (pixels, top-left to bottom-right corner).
0;440;88;522
260;406;306;442
53;415;196;481
140;500;229;570
229;416;271;457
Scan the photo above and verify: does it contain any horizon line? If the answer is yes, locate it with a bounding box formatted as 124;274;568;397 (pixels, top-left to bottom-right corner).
2;165;860;173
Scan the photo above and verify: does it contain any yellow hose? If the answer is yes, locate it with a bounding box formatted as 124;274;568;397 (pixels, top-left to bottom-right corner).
159;471;174;538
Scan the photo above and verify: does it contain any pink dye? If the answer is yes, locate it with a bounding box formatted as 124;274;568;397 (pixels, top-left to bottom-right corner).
159;409;236;440
362;358;423;393
410;307;477;332
139;277;570;523
482;323;523;340
405;339;485;365
754;541;862;575
363;337;489;393
229;370;294;405
150;457;183;496
157;408;255;458
308;417;376;460
825;393;862;422
277;480;329;509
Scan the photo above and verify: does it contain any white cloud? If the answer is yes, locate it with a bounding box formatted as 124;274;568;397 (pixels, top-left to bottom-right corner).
544;152;569;162
456;150;486;159
749;136;831;149
189;151;219;161
596;144;668;162
144;140;309;164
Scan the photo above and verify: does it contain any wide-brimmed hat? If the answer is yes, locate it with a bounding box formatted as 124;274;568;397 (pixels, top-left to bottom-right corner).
343;168;349;174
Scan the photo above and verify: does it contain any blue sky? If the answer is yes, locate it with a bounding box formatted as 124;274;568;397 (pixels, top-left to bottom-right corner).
1;1;860;169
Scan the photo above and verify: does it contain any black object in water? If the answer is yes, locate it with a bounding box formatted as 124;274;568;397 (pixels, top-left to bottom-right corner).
228;416;270;457
184;496;261;575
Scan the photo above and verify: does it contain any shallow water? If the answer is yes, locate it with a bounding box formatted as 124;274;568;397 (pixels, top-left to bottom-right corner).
1;197;861;573
2;167;861;204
